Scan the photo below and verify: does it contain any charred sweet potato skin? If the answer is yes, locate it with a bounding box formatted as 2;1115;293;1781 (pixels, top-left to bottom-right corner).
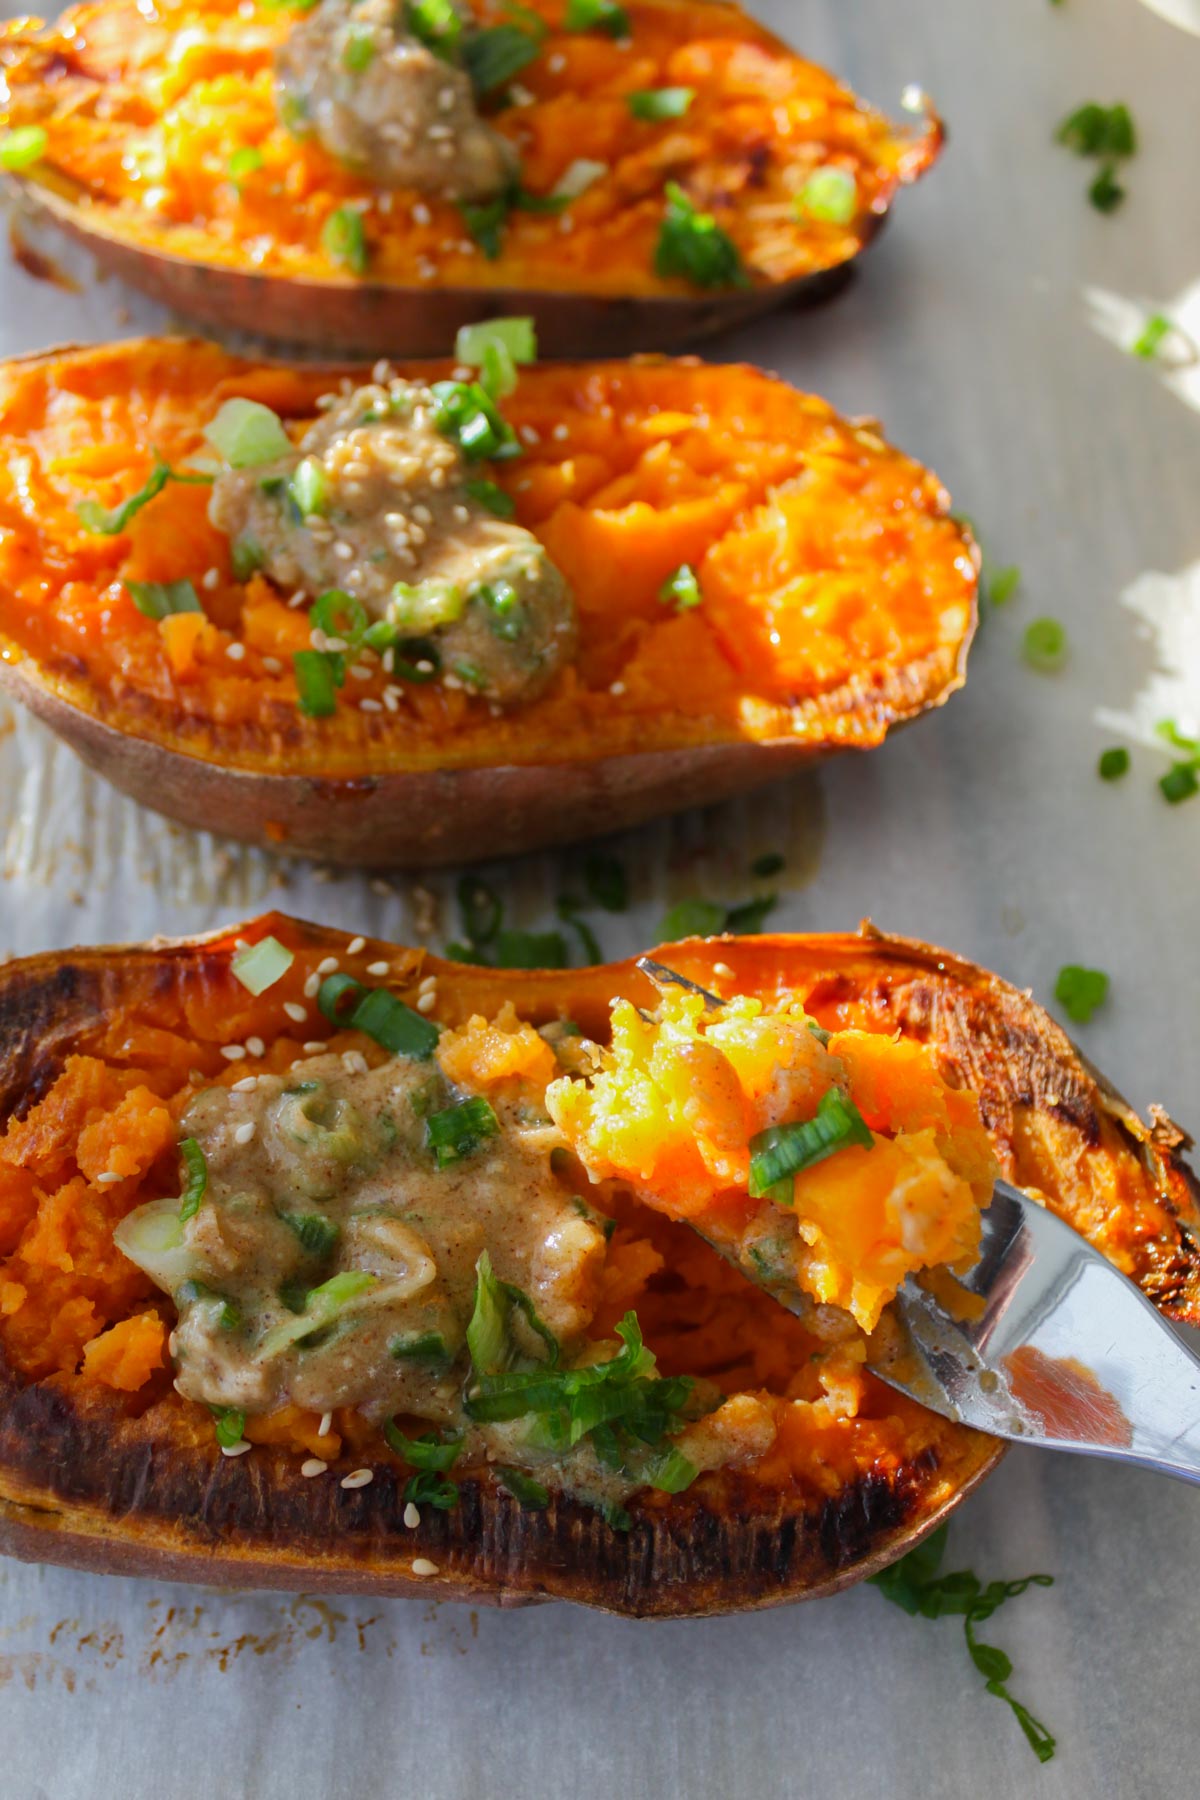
0;920;1195;1617
0;340;976;863
0;1;941;353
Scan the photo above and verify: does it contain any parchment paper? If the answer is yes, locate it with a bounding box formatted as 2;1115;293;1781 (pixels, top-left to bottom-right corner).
1;1;1198;1795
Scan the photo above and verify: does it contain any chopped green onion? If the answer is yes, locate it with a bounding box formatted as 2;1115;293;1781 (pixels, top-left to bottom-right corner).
231;934;294;996
601;1500;632;1531
343;26;376;72
475;577;524;640
550;158;607;200
1022;618;1067;671
430;380;519;460
458;875;502;947
1056;102;1136;159
427;1095;500;1167
404;1470;459;1508
725;892;776;935
655;181;747;290
1088;164;1124;213
176;1279;240;1331
795;165;857;225
383;1423;462;1471
987;565;1021;606
177;1138;209;1223
465;478;515;517
466;1251;560;1376
658;563;702;610
1154;718;1200;755
659;898;727;940
405;0;464;60
463;24;540;93
259;1270;379;1357
317;972;440;1058
228;146;264;183
1131;313;1173;359
455;316;537;369
293;648;344;716
126;579;202;620
310;588;369;646
0;125;48;171
281;1212;340;1257
556;900;602;966
289;456;329;518
212;1406;246;1449
640;1444;697;1493
205;397;293;468
748;1088;873;1202
627;86;694;121
231;536;264;580
1097;747;1129;781
494;928;568;968
390;578;466;632
321;205;369;274
389;1329;451;1363
565;0;629;37
1160;763;1198;805
76;457;211;535
583;850;627;912
1053;964;1109;1024
459;193;511;260
751;852;785;878
496;1466;550;1507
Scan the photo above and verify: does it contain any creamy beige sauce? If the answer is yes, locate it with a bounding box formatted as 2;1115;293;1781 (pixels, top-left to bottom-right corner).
159;1052;605;1420
209;377;577;704
276;0;516;202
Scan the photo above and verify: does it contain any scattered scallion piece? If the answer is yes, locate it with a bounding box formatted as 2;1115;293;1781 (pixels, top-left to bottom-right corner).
310;588;369;645
289;456;330;518
869;1525;1056;1764
1131;312;1172;358
556;900;602;966
658;563;702;610
1097;746;1129;781
659;898;728;940
1089;164;1124;213
258;1270;378;1357
126;579;202;620
176;1279;240;1331
427;1095;500;1166
1160;763;1198;804
205;397;293;468
212;1406;246;1449
462;24;540;93
496;928;569;968
281;1212;340;1257
751;852;785;878
987;564;1021;606
0;125;48;171
227;146;264;183
1056;101;1136;159
383;1423;462;1471
627;86;694;121
343;25;376;72
655;182;747;289
1022;618;1067;671
293;648;344;717
458;875;503;947
583;851;628;912
455;315;537;369
405;0;464;60
748;1087;873;1203
431;380;519;459
565;0;629;36
724;893;777;934
389;1330;451;1363
231;934;294;996
317;972;440;1058
1054;964;1109;1024
794;165;857;226
76;457;212;535
177;1137;208;1223
465;477;515;517
466;1251;559;1376
231;537;263;580
321;205;368;274
496;1466;550;1507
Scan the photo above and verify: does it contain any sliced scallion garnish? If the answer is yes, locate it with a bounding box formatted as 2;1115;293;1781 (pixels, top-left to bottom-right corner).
655;182;747;290
496;1466;550;1507
227;146;264;184
1131;313;1172;359
177;1137;209;1223
627;86;694;121
565;0;629;37
1097;747;1129;781
317;972;440;1058
389;1329;452;1363
0;125;48;171
1053;965;1109;1024
310;588;369;645
126;578;202;621
231;933;294;995
342;25;376;72
1022;618;1067;671
430;380;519;460
289;456;330;518
321;205;369;274
464;477;515;517
462;23;540;93
293;648;344;716
405;0;464;61
382;1424;462;1471
795;165;857;225
466;1250;560;1374
658;563;702;610
281;1212;340;1256
204;397;294;468
212;1406;246;1448
748;1088;873;1203
76;457;211;536
427;1095;500;1167
258;1270;379;1358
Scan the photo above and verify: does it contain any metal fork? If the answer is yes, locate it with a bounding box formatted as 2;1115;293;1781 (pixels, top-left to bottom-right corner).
873;1180;1200;1484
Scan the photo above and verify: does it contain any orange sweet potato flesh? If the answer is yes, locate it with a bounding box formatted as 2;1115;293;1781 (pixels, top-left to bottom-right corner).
0;917;1195;1617
0;339;976;781
0;0;939;310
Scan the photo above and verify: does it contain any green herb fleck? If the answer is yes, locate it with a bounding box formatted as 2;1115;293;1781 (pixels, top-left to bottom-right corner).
1054;964;1109;1024
1097;746;1129;782
1022;618;1067;671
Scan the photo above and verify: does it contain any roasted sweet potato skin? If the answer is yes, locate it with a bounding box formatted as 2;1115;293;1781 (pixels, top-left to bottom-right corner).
0;339;976;864
0;1;941;353
0;920;1195;1617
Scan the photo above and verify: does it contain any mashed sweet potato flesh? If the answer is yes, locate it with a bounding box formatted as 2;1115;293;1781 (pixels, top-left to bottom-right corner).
0;340;976;775
0;0;934;296
0;925;994;1503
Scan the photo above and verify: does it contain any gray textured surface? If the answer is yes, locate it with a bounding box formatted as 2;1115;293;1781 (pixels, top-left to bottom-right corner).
0;0;1198;1795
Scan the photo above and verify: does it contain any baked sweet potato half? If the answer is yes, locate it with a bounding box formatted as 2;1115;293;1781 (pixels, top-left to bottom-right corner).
0;0;941;356
0;337;977;865
0;916;1195;1618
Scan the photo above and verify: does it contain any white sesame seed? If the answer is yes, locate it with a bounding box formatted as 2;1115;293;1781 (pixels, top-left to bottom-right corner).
246;1036;265;1058
221;1044;247;1061
202;567;220;591
341;1468;374;1490
319;1411;333;1436
360;697;383;713
317;956;339;975
301;1458;328;1477
416;991;437;1014
283;1001;307;1023
231;1074;259;1092
403;1502;421;1528
225;641;246;661
713;962;735;979
342;1050;369;1075
346;936;366;955
233;1121;256;1146
411;1558;439;1577
96;1170;123;1185
382;688;400;711
519;424;541;444
288;590;308;608
221;1441;252;1458
610;681;626;696
367;961;389;977
412;201;431;225
303;1041;326;1054
418;974;437;993
304;972;321;998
